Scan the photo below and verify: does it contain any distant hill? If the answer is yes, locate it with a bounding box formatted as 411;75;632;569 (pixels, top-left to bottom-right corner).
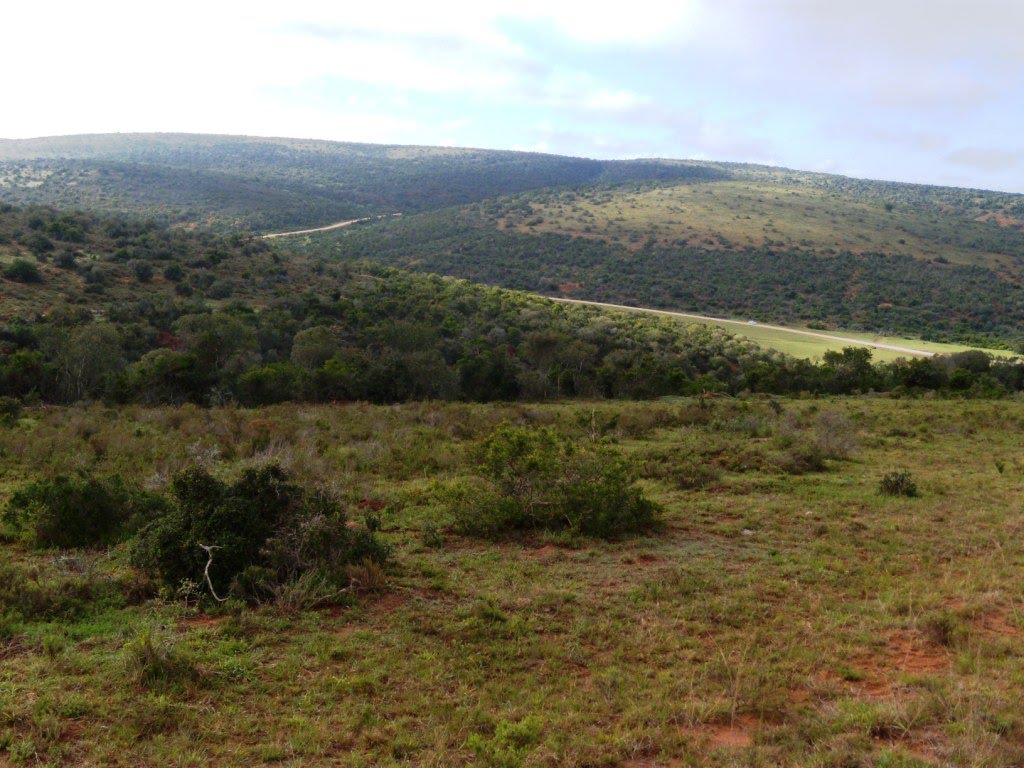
0;134;723;231
301;170;1024;346
3;133;1024;346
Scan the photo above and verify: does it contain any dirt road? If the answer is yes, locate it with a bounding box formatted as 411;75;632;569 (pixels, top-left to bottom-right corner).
259;214;935;358
260;213;401;239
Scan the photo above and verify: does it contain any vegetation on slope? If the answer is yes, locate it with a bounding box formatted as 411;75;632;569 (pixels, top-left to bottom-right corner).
307;205;1024;347
5;133;1024;348
2;204;1023;406
0;134;723;231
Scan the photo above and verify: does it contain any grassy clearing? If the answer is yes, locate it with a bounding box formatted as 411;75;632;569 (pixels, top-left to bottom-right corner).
552;297;1014;362
686;319;1014;362
2;398;1024;766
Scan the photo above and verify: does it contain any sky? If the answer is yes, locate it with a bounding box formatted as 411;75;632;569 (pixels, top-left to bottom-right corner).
3;0;1023;192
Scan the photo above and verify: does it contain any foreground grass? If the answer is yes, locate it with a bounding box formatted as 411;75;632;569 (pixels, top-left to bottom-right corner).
2;398;1024;766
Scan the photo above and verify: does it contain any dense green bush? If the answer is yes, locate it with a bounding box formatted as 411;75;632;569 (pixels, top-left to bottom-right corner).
132;465;389;602
3;258;42;283
448;423;660;538
3;473;169;549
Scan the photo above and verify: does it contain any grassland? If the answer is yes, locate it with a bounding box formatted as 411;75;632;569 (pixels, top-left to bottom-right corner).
549;298;1015;362
2;397;1024;766
494;181;1024;277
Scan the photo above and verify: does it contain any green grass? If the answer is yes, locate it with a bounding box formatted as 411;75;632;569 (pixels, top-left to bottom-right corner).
2;398;1024;765
553;297;1015;362
501;180;1024;276
689;319;1013;362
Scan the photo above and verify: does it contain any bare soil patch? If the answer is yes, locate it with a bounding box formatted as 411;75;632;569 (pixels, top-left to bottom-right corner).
973;609;1022;638
681;714;759;749
850;629;950;698
177;614;226;631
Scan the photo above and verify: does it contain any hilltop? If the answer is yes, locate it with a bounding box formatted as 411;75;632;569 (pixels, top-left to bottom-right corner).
0;134;719;231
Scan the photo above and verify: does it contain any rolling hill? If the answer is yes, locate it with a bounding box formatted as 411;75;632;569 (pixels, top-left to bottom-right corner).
2;133;1024;347
0;134;721;231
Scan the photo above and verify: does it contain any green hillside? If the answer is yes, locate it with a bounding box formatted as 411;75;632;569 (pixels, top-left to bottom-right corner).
3;202;1021;405
303;205;1024;347
0;134;720;231
3;133;1024;347
0;203;785;405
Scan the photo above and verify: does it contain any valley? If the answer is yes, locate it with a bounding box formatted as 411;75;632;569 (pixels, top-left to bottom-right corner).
1;133;1023;767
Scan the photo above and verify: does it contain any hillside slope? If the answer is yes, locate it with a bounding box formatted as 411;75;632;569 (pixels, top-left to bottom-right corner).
0;134;720;231
0;203;794;405
4;133;1024;346
301;203;1024;347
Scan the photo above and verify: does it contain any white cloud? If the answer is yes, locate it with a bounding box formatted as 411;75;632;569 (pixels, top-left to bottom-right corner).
583;90;649;112
3;0;1024;191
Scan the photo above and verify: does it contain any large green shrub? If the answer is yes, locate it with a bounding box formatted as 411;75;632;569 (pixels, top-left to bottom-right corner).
3;258;43;283
449;423;660;538
132;465;388;601
3;473;169;549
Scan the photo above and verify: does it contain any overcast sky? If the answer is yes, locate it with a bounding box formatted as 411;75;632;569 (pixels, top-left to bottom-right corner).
4;1;1022;192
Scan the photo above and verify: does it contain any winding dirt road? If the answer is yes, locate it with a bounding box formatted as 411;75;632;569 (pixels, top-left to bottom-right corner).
261;214;935;358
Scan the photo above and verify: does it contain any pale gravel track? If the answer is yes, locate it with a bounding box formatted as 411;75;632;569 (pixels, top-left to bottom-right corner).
548;297;936;358
262;216;934;358
260;213;401;239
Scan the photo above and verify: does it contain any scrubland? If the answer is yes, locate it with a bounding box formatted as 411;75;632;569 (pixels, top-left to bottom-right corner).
1;396;1023;767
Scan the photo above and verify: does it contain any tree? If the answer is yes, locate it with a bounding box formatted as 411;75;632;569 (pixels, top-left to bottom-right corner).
290;326;341;370
172;312;259;388
51;324;125;402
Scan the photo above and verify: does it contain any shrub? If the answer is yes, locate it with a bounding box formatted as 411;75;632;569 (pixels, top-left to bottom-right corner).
0;396;22;424
0;559;129;621
3;259;42;283
449;423;660;538
879;470;918;497
813;409;858;459
467;716;543;768
132;465;389;603
921;609;967;647
640;449;721;489
773;443;826;475
3;473;170;549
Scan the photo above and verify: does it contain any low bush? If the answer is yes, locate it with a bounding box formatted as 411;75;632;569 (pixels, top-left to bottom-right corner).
879;470;918;497
0;396;22;424
3;473;170;549
123;628;200;691
447;423;660;538
0;560;127;621
132;464;389;604
640;449;722;489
